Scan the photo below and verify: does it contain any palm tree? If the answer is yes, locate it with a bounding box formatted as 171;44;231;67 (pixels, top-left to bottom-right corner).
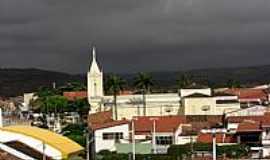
176;74;193;89
134;72;154;116
226;79;241;88
105;75;126;120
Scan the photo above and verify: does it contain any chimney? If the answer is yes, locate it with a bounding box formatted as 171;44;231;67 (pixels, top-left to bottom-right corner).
0;107;3;127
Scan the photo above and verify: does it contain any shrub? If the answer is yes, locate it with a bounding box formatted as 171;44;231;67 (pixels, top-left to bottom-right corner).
168;143;248;159
217;144;249;158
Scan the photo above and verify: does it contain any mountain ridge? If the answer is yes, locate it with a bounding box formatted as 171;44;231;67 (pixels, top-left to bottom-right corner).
1;65;270;97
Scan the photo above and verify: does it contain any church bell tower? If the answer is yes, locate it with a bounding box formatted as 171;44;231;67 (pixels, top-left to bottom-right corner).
87;47;104;101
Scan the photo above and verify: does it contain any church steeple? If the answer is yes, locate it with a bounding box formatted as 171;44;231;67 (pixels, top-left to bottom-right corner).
88;46;104;99
89;46;101;73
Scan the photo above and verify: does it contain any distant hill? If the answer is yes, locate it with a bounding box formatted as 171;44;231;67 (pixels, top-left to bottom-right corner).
0;68;85;97
1;65;270;97
119;65;270;90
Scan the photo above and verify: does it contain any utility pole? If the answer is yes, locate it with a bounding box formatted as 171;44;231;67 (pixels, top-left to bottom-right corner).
43;141;46;160
132;119;136;160
153;119;156;154
201;128;227;160
86;131;90;160
190;135;194;159
150;118;159;154
212;129;216;160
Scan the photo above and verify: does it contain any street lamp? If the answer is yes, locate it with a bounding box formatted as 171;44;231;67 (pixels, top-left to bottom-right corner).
201;128;227;160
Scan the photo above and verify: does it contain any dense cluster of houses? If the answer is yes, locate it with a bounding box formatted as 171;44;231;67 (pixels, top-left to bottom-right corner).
88;104;270;158
87;82;270;158
84;48;270;158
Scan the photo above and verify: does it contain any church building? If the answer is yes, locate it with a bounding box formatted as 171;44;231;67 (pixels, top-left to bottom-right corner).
87;47;241;120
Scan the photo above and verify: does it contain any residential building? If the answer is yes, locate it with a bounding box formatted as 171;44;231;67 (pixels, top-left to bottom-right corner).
224;88;269;106
91;120;130;153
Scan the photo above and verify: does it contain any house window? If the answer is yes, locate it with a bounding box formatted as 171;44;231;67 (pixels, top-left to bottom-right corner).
102;132;124;140
156;136;173;145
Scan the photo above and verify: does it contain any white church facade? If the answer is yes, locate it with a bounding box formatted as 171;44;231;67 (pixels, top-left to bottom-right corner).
87;47;241;120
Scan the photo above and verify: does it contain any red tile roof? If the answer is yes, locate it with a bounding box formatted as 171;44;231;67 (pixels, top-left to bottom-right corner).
227;116;265;123
186;115;224;132
237;120;262;133
133;116;186;134
227;112;270;124
224;88;268;102
91;120;129;130
63;91;87;101
197;133;236;143
88;111;113;128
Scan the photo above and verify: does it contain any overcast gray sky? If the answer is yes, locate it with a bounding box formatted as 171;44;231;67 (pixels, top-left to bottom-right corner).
1;0;270;73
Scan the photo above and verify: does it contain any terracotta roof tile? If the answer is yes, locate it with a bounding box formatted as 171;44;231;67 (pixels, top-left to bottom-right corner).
88;111;113;127
224;88;268;101
91;120;129;130
63;91;87;101
227;112;270;125
133;116;186;134
197;133;237;143
236;120;262;133
227;116;264;123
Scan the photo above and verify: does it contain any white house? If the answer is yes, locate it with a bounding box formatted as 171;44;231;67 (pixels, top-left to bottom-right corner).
91;120;130;153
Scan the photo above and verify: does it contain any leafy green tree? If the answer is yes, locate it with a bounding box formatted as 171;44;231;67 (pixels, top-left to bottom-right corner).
45;95;69;113
134;72;154;116
105;75;126;120
36;86;60;97
62;124;87;146
58;81;87;93
71;98;90;123
31;95;68;113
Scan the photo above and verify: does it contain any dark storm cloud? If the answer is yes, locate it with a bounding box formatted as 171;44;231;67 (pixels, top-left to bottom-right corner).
1;0;270;73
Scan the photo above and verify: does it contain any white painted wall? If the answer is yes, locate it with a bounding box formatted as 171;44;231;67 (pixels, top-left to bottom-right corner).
227;123;239;130
94;124;129;153
180;88;212;97
0;130;62;159
263;147;270;158
176;136;197;145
